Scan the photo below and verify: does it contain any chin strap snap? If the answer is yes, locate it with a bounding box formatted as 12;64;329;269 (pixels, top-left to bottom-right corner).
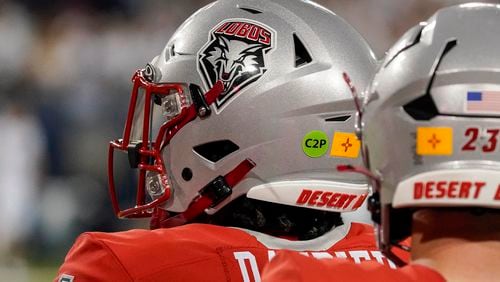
150;158;256;229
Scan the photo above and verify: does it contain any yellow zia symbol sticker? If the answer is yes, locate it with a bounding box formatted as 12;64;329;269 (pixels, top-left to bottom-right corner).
416;127;453;156
330;132;360;158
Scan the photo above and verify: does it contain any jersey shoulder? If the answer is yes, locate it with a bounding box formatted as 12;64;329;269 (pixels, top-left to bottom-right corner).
55;224;261;282
331;222;377;249
262;251;445;282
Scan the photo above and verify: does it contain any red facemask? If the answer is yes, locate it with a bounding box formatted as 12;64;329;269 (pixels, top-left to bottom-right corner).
108;68;255;228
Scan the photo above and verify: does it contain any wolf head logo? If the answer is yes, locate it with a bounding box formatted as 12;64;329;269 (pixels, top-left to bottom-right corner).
198;20;275;112
207;37;262;93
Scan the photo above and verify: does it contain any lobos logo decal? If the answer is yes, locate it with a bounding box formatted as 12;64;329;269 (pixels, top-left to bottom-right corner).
198;19;276;112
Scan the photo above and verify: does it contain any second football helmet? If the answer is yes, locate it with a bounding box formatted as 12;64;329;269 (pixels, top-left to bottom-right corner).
362;3;500;262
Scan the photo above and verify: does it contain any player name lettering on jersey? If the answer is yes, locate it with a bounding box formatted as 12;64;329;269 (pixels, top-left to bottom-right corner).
214;21;272;45
295;189;367;210
267;249;395;267
233;249;396;282
413;181;486;200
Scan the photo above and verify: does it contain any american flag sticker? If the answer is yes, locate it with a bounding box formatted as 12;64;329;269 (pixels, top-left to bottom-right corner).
466;91;500;114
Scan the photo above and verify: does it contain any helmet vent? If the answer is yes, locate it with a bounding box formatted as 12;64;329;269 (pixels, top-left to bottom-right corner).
403;39;457;121
325;115;351;122
384;24;424;68
169;44;176;58
402;93;439;120
193;140;240;163
238;6;262;14
293;34;312;67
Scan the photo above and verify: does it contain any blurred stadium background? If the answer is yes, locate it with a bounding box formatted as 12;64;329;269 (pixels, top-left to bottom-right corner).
0;0;495;281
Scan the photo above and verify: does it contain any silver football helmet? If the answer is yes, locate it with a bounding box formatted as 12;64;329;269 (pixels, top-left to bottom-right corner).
108;0;377;227
361;3;500;263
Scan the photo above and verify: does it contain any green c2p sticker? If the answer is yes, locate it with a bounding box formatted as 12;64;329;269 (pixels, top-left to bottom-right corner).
302;130;329;158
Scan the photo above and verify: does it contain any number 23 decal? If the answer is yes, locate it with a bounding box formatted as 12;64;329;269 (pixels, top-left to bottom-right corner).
462;127;500;152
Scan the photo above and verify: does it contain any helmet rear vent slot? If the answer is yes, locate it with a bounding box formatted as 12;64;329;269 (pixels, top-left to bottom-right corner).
325;115;351;122
193;140;240;163
402;94;439;120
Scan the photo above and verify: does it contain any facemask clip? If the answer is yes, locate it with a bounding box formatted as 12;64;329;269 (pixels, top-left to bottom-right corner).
190;84;212;118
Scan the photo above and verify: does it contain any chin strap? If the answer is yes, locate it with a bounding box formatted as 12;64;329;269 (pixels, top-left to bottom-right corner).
150;158;256;229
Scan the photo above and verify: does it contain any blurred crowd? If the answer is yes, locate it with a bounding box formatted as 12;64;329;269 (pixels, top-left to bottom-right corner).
0;0;495;276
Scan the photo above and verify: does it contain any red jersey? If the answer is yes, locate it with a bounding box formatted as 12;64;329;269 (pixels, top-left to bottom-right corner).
55;222;396;282
262;251;445;282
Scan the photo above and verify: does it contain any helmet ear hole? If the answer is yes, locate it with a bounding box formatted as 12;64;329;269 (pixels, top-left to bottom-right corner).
182;168;193;181
193;140;240;163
